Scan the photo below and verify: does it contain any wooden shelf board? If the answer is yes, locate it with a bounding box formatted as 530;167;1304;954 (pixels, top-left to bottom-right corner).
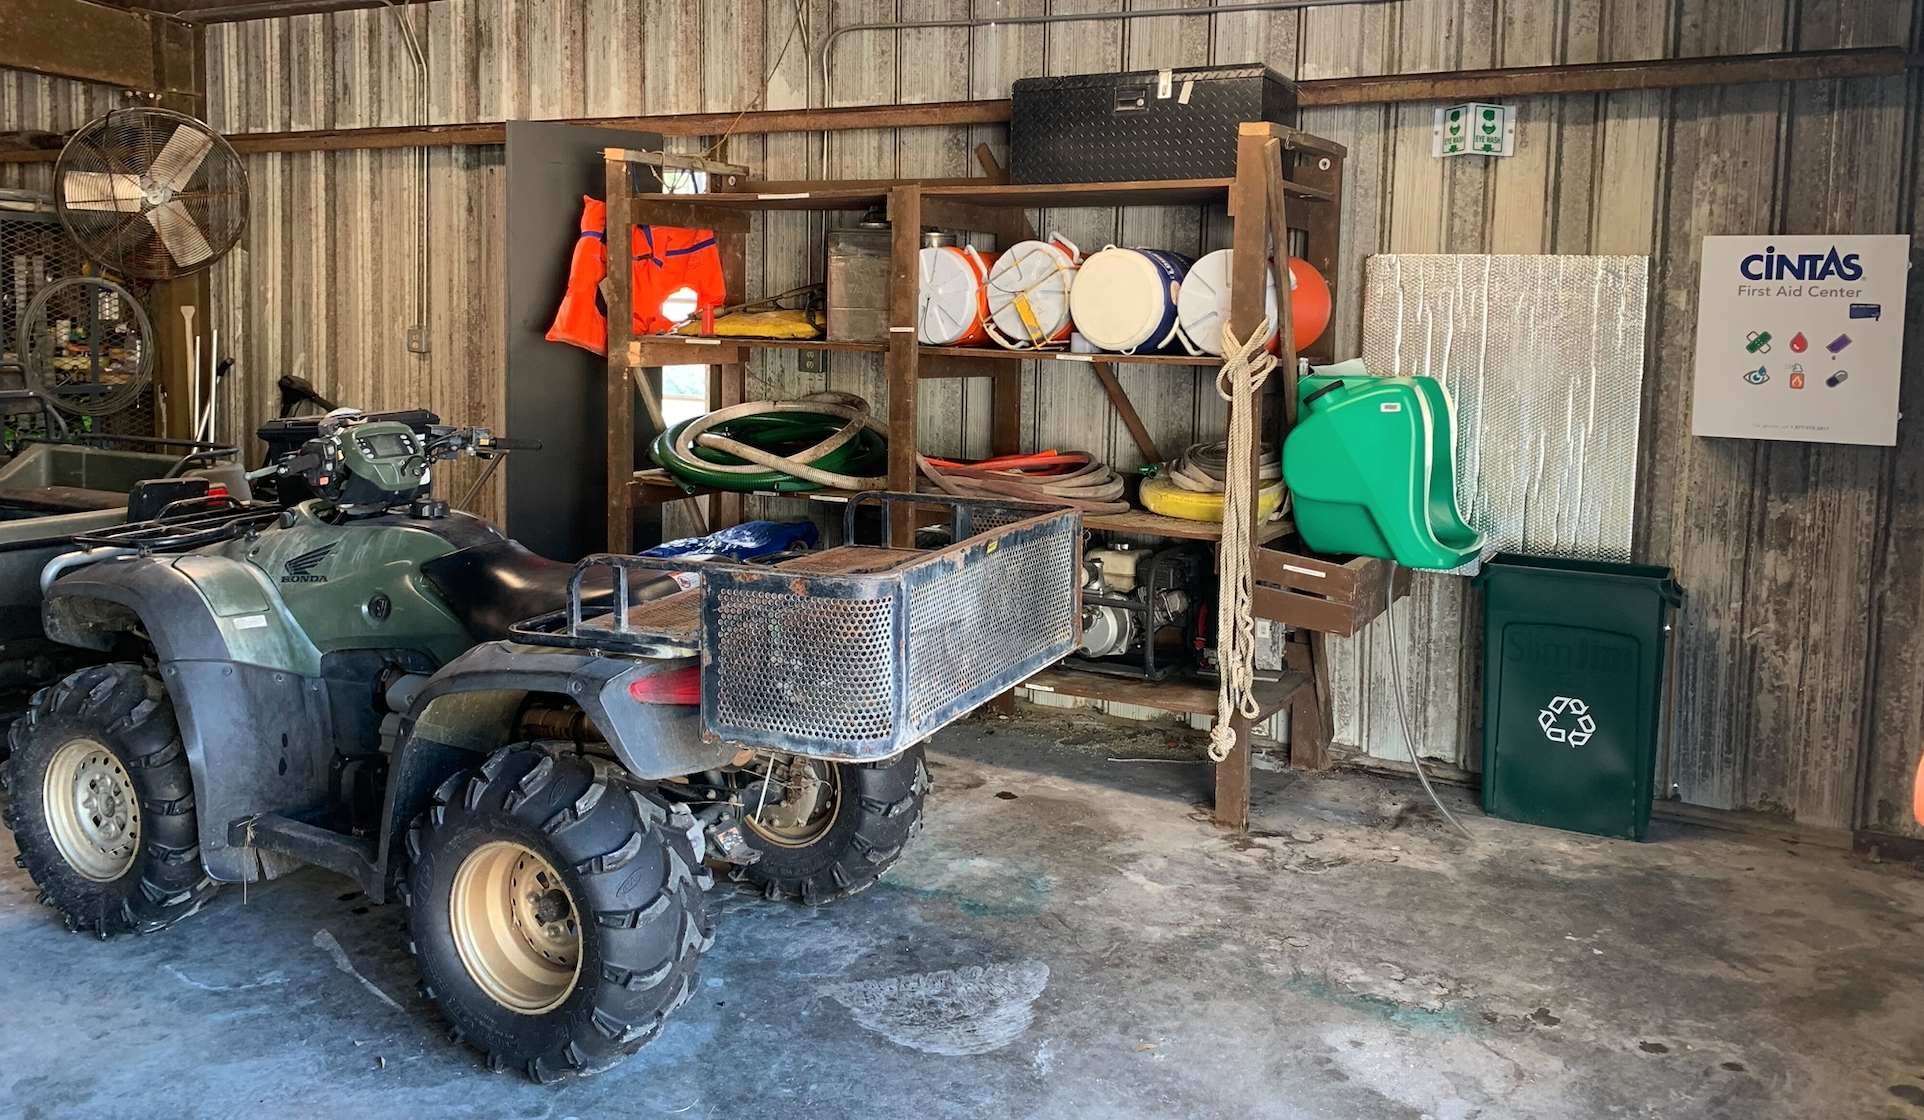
636;334;886;355
924;178;1233;207
919;345;1222;368
638;187;891;212
628;175;1331;214
1023;666;1310;720
634;473;1290;548
1084;508;1292;544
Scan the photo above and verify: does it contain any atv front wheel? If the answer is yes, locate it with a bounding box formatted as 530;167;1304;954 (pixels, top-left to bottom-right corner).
403;745;711;1082
3;663;216;936
729;743;930;905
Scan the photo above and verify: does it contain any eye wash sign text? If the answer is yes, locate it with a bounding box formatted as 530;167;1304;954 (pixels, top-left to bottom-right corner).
1691;235;1909;446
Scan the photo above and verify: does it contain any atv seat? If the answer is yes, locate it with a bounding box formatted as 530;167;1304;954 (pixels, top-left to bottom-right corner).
420;539;681;643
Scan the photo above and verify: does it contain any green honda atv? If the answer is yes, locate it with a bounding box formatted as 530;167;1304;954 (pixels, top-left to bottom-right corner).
2;407;1080;1080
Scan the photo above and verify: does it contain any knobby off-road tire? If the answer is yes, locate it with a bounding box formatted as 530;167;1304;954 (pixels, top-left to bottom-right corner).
403;745;712;1082
3;663;215;937
731;742;930;906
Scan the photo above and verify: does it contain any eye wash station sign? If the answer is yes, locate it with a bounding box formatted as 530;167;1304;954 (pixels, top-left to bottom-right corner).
1691;235;1909;446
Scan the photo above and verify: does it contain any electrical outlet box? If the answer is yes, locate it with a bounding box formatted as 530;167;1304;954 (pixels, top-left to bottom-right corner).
797;349;826;374
406;326;431;353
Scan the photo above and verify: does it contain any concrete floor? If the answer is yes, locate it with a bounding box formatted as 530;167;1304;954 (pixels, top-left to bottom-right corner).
2;706;1921;1120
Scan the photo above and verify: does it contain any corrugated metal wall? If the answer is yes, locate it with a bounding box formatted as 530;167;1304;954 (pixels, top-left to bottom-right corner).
0;70;123;196
5;0;1922;836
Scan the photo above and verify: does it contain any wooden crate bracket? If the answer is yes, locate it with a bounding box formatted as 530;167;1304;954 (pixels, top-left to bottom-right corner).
1251;547;1412;639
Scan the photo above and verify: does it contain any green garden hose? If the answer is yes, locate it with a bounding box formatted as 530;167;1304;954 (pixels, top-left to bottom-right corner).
651;392;889;492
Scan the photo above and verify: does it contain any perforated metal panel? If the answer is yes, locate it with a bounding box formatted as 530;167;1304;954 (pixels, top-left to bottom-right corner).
1360;254;1649;562
710;587;899;744
699;505;1082;759
905;526;1078;728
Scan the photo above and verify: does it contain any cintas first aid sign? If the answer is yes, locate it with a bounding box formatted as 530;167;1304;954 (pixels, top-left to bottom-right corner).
1690;234;1910;446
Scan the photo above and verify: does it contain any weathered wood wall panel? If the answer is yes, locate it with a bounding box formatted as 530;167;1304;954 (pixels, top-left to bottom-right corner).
0;0;1906;832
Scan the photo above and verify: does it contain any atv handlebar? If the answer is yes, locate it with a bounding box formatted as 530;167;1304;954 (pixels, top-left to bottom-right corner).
479;436;542;452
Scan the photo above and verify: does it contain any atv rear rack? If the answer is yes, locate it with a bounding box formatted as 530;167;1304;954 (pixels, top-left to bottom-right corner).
511;492;1082;759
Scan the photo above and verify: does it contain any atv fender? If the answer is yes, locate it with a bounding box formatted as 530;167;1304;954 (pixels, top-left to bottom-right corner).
400;641;733;779
44;557;333;882
375;642;734;893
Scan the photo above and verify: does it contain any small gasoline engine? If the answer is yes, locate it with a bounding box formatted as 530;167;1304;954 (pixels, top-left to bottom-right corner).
1063;539;1209;681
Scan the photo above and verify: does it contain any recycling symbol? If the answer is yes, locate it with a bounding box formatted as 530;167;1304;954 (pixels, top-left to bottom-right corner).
1538;696;1596;747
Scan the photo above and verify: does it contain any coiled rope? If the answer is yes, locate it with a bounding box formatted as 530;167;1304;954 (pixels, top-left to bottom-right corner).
1207;320;1280;763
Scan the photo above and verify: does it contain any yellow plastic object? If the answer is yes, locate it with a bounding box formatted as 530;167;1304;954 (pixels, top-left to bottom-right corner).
676;309;822;340
1140;474;1285;523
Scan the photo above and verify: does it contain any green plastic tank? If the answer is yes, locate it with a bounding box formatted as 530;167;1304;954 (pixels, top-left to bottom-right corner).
1282;374;1483;570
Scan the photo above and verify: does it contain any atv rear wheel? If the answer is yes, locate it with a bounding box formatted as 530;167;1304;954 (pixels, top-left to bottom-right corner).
403;745;711;1081
3;663;215;936
729;743;930;905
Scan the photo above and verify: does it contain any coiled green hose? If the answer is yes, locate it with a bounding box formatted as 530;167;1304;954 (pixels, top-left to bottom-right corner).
650;394;888;493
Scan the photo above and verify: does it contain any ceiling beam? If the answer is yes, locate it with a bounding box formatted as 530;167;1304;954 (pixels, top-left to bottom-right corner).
136;0;431;24
0;0;197;92
0;45;1909;163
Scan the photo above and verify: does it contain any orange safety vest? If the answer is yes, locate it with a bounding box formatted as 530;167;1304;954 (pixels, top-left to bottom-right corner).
632;224;726;335
545;195;727;354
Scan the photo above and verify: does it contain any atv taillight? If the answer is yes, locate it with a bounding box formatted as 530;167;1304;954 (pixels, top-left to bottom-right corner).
628;667;700;705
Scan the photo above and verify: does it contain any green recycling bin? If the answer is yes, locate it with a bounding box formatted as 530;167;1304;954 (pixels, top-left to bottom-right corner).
1474;554;1682;840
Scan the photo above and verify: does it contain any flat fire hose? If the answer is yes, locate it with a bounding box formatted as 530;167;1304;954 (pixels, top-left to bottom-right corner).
918;450;1130;513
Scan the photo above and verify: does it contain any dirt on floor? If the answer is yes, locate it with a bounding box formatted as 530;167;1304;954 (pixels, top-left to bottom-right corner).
1;703;1920;1119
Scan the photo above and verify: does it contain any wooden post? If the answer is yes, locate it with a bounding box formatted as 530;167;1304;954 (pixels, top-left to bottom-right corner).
605;158;635;553
1213;126;1274;831
1264;136;1301;430
990;370;1023;458
147;21;208;442
713;213;748;530
885;185;921;547
1281;129;1344;368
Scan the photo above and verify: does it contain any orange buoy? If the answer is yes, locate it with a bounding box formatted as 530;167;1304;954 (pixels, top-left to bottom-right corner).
1286;257;1332;352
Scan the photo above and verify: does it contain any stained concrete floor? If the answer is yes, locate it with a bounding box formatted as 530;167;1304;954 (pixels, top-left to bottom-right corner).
2;706;1922;1120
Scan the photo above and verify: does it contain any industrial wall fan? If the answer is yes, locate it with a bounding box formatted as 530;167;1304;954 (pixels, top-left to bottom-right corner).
55;108;248;279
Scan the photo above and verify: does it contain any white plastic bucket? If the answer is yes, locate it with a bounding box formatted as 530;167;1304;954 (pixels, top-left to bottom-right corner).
1175;248;1278;357
1068;246;1193;354
984;234;1081;349
917;245;1000;346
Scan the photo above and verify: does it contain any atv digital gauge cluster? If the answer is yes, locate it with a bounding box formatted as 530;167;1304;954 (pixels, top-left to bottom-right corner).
267;409;541;519
296;418;432;513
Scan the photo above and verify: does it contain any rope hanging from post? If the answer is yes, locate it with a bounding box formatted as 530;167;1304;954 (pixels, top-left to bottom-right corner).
1207;319;1279;763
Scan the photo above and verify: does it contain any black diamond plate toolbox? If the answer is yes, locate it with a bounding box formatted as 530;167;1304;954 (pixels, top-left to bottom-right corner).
1009;65;1297;184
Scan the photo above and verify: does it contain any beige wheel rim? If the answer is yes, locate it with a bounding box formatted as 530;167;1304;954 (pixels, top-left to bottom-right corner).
43;737;140;883
744;757;842;849
449;841;582;1014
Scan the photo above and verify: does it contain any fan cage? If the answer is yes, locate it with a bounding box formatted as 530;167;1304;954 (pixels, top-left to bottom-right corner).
55;107;248;281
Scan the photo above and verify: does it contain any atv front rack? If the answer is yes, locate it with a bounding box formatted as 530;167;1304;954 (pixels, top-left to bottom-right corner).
511;492;1082;760
71;498;281;554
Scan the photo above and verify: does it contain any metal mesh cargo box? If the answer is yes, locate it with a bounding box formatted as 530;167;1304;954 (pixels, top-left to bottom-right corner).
513;494;1082;760
1009;65;1298;184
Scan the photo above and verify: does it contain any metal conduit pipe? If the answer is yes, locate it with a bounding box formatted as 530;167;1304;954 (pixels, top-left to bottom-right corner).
819;0;1407;109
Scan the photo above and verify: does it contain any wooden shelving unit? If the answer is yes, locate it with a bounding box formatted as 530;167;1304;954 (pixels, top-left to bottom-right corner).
603;123;1367;830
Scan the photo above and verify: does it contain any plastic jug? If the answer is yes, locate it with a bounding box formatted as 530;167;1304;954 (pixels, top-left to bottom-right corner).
1282;373;1483;569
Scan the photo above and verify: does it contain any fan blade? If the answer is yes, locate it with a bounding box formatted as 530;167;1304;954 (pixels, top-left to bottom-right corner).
145;125;215;193
145;200;214;267
63;171;144;213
